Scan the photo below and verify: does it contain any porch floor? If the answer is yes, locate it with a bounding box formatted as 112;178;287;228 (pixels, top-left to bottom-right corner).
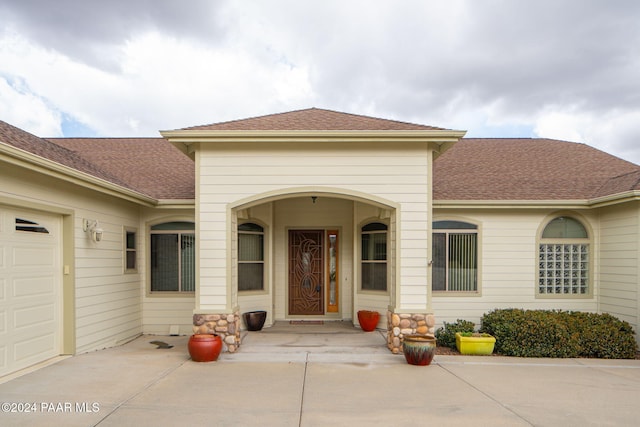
230;320;395;363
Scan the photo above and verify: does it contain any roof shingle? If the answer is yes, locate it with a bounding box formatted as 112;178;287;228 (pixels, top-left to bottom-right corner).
433;138;640;200
49;138;195;199
180;107;446;131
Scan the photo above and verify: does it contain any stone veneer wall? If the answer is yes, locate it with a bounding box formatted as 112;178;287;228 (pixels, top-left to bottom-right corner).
386;310;436;354
192;311;241;353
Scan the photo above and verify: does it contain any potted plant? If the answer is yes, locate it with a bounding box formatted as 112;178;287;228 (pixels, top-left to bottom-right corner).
402;334;437;365
455;332;496;355
357;310;380;332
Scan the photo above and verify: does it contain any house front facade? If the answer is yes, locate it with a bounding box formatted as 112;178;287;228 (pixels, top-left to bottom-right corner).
1;108;638;376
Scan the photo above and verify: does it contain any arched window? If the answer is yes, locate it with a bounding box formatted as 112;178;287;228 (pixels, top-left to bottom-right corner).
150;221;195;292
361;222;387;291
432;220;478;292
238;223;264;292
539;216;590;295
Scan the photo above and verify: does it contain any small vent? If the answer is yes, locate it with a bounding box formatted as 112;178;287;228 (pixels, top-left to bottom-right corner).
16;218;49;234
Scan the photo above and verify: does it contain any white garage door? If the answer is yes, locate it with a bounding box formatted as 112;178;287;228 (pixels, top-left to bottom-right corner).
0;206;61;377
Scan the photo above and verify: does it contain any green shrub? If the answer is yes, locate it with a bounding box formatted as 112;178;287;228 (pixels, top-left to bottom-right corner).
435;319;475;349
480;309;638;359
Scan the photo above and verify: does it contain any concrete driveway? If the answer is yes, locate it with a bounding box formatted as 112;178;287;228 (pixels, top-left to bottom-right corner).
1;322;639;426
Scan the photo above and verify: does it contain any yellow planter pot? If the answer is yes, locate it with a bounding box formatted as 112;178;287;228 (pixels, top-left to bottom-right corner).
455;332;496;355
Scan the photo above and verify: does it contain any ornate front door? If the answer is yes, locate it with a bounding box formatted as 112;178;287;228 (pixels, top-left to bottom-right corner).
289;230;324;315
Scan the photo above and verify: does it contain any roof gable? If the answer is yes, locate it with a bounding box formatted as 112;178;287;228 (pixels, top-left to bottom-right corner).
179;108;446;131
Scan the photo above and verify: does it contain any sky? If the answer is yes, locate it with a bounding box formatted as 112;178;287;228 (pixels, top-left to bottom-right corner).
1;0;640;164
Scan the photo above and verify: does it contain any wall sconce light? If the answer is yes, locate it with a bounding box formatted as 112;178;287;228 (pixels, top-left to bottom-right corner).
83;219;104;242
311;196;318;204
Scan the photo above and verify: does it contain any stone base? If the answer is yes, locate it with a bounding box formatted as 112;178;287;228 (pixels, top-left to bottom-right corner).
386;310;436;354
192;311;241;353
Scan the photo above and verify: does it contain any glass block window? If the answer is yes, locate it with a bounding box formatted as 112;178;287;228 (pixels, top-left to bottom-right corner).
538;217;590;296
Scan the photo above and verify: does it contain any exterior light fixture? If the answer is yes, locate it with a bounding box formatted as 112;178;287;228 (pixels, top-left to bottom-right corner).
83;219;104;242
311;196;317;204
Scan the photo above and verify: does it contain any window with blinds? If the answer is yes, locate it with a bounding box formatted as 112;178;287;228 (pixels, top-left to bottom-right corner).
361;222;388;291
150;222;195;293
433;221;478;292
238;223;264;292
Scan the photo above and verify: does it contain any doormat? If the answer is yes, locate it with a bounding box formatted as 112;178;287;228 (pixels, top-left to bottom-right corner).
290;320;324;325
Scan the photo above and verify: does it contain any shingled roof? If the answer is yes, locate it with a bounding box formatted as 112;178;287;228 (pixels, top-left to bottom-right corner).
50;138;195;200
433;138;640;201
180;107;446;131
0;120;132;189
4;115;640;204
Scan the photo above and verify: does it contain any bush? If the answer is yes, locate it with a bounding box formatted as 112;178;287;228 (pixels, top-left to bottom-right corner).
480;309;638;359
435;319;475;349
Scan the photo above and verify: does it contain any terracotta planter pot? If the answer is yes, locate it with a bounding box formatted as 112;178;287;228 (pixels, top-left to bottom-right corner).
243;310;267;331
357;310;380;332
188;334;222;362
402;334;437;366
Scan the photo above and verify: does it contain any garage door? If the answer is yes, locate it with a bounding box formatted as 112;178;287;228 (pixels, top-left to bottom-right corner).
0;206;61;377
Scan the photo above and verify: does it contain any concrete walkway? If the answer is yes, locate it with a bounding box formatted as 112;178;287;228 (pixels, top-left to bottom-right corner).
1;322;639;426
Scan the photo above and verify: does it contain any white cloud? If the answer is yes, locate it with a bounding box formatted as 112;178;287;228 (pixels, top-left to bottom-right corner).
0;76;61;135
0;0;639;164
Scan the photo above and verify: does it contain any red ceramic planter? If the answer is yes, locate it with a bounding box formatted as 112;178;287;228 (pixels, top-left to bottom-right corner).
357;310;380;332
188;334;222;362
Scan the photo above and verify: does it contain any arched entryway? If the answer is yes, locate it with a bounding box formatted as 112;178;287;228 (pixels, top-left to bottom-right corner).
228;187;399;328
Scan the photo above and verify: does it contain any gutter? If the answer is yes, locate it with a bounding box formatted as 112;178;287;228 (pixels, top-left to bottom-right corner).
435;192;640;210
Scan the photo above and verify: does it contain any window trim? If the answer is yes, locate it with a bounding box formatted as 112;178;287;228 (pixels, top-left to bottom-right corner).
124;227;137;273
432;219;481;296
238;222;267;294
148;221;196;295
359;221;389;294
536;215;593;299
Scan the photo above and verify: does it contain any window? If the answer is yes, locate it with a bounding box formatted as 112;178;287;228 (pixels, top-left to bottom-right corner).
433;220;478;292
538;216;589;295
361;222;387;291
238;223;264;291
125;229;137;272
15;218;49;234
150;222;195;292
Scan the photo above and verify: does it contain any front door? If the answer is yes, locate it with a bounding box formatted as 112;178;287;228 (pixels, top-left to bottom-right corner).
288;230;324;315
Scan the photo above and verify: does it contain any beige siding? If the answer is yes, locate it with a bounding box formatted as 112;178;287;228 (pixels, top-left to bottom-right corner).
598;203;640;337
198;142;432;312
432;209;599;329
139;208;196;336
1;163;143;354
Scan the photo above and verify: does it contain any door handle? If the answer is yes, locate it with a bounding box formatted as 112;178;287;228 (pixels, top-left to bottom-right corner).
315;285;321;293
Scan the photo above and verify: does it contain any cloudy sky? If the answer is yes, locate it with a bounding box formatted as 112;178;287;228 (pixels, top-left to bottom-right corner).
1;0;640;163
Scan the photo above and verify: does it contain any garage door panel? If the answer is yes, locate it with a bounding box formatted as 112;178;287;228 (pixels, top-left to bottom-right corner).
14;303;56;329
12;246;56;268
12;275;55;298
14;334;56;361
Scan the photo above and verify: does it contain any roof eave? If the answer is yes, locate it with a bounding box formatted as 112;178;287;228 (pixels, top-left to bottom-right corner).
0;143;158;207
435;191;640;209
161;129;467;153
